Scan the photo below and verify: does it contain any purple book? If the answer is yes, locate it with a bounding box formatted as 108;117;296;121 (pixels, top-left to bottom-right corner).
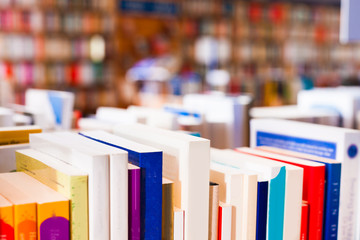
128;164;141;240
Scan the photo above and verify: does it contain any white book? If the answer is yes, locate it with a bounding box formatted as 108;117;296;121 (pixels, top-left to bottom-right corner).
78;118;116;132
29;133;110;240
219;202;232;240
114;123;210;240
174;208;184;240
96;107;138;124
0;143;29;172
212;148;303;240
210;160;258;240
251;118;360;239
53;132;128;240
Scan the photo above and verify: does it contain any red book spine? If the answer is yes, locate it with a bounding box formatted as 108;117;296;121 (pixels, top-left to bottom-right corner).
301;201;309;240
218;206;223;240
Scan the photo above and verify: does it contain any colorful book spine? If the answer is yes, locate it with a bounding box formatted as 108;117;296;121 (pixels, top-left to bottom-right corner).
256;181;268;240
218;202;232;240
129;164;140;240
14;203;37;240
0;126;41;145
0;194;14;240
301;201;309;240
79;132;163;240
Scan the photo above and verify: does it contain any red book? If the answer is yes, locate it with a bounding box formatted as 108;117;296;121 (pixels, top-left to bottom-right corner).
218;202;232;240
301;201;309;240
237;147;325;240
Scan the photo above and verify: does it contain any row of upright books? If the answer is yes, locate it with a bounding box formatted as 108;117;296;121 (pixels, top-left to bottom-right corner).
0;10;112;34
1;114;360;239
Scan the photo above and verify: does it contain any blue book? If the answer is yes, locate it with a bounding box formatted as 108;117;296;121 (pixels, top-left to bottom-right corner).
256;181;268;240
258;146;341;240
79;131;162;240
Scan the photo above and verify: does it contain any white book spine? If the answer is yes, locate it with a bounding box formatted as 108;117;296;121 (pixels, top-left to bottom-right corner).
174;209;184;240
220;203;232;240
109;153;128;240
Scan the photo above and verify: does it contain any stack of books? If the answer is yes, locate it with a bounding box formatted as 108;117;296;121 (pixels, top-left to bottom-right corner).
1;117;360;240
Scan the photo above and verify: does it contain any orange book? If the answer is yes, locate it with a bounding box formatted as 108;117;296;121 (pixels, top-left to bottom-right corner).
0;177;37;240
0;194;14;240
0;126;41;146
0;173;70;240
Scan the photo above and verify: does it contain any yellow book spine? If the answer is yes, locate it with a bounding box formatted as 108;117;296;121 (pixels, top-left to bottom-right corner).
38;201;70;240
0;205;14;240
14;203;37;240
16;151;89;240
0;129;42;146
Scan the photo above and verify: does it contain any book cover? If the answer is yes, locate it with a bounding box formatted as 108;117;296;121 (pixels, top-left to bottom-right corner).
258;146;342;240
218;202;232;240
208;182;219;240
0;126;41;146
0;194;14;240
113;124;210;240
163;178;174;240
0;173;70;240
256;181;268;240
0;175;37;240
30;133;110;240
251;118;359;239
301;201;309;240
79;130;162;240
128;163;140;240
15;148;88;240
238;147;324;240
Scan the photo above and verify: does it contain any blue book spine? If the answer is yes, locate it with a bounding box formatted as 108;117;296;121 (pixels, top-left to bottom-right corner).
79;133;163;240
256;181;268;240
320;162;341;240
268;167;286;240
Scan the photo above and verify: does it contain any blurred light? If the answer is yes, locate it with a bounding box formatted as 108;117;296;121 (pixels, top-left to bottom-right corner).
90;35;105;62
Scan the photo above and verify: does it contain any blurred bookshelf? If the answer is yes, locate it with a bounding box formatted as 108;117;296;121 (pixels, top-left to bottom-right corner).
0;0;117;115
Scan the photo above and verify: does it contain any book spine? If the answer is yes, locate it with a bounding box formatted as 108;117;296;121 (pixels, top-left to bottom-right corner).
0;129;41;145
208;182;219;240
0;204;14;240
14;203;37;240
173;209;184;240
306;167;325;240
218;206;222;240
38;201;70;240
110;154;128;240
163;181;174;240
256;181;268;240
129;167;140;240
218;203;231;240
268;167;286;240
301;202;309;240
322;163;341;240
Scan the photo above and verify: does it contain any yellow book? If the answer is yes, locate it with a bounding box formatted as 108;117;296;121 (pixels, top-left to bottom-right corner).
0;126;41;146
0;172;70;240
0;176;37;240
0;194;14;240
16;149;88;240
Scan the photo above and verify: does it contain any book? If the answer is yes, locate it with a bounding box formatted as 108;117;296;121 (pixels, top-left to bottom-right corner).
163;178;174;240
29;132;110;240
237;147;325;240
0;172;69;240
256;180;268;240
209;182;219;240
0;125;41;146
173;208;184;240
250;118;359;239
258;146;342;240
218;202;232;240
113;123;210;240
210;160;258;240
79;130;162;240
0;194;14;240
128;163;140;240
0;143;29;172
15;148;88;240
53;132;128;240
301;201;309;240
0;107;14;127
0;176;37;240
